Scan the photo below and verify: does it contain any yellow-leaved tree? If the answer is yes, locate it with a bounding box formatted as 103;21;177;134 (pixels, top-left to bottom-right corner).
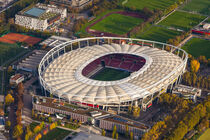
191;59;200;73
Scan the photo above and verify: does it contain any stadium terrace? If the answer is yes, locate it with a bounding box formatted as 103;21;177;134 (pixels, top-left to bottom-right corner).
39;37;188;112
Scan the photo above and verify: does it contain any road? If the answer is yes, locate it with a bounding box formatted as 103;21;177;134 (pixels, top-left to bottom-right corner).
0;0;18;13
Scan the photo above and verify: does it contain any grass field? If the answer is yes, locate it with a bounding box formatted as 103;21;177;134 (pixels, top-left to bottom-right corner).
40;128;71;140
90;13;144;35
182;0;210;15
136;26;182;43
182;38;210;59
158;11;206;31
91;67;131;81
0;42;25;65
119;0;178;11
198;128;210;140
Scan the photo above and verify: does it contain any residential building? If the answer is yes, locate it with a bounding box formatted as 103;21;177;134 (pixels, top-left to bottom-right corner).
10;74;24;85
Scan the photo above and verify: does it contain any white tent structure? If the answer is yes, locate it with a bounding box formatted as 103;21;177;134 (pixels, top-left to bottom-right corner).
39;37;188;111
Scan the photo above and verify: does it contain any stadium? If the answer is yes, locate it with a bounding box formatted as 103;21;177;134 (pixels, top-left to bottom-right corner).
38;37;188;111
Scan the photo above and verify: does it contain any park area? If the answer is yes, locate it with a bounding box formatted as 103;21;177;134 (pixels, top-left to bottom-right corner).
90;13;144;35
158;11;206;31
40;127;72;140
136;26;182;43
0;33;42;45
91;68;131;81
198;128;210;140
182;0;210;15
119;0;179;11
0;42;26;65
182;38;210;59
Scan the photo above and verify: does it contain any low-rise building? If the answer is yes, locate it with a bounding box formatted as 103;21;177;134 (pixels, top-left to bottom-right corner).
10;74;24;85
0;117;5;131
15;3;67;30
40;35;71;48
72;132;113;140
172;84;201;101
51;0;92;8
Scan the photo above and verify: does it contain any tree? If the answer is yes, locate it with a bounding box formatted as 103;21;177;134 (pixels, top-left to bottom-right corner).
0;108;4;116
33;125;41;134
125;124;129;137
48;117;52;123
102;129;106;136
7;66;13;73
13;124;23;138
116;132;119;140
5;121;11;130
130;132;133;140
112;131;115;139
5;93;14;105
191;59;200;73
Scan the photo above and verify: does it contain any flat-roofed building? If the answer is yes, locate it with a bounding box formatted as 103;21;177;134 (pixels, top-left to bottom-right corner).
40;35;71;48
10;74;24;85
15;3;67;30
172;84;201;101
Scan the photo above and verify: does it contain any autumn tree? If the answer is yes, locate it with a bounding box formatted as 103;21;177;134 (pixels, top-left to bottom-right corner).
101;129;106;136
5;93;14;105
13;124;23;138
5;120;11;130
191;59;200;73
0;108;4;116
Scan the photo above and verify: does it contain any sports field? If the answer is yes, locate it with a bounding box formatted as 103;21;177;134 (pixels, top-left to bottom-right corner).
182;38;210;59
182;0;210;15
40;128;71;140
90;13;144;35
91;67;131;81
198;128;210;140
119;0;178;11
0;42;25;65
158;11;206;31
136;26;182;43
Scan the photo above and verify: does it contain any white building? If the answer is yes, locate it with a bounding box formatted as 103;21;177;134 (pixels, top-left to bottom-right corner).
203;23;210;30
172;85;201;101
10;74;24;85
15;3;67;31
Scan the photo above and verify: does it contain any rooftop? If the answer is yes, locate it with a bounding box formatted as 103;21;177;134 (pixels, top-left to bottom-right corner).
72;132;113;140
10;74;24;81
24;7;46;17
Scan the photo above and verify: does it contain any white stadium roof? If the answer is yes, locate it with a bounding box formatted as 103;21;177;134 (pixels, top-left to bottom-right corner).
41;41;186;105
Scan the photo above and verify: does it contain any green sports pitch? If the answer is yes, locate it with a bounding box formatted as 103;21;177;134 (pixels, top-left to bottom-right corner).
91;67;131;81
182;38;210;59
158;11;206;31
90;13;144;35
119;0;179;11
182;0;210;15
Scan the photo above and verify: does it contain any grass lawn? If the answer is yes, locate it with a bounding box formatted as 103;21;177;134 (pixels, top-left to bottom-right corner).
41;127;71;140
136;26;182;43
0;42;25;65
158;11;206;31
91;67;131;81
182;0;210;15
90;13;144;35
198;128;210;140
182;38;210;59
119;0;178;11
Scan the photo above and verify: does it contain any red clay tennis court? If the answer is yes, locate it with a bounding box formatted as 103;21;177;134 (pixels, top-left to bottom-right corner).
0;33;42;45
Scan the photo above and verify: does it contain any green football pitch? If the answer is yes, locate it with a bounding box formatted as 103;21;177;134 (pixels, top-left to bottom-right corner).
182;38;210;59
158;11;206;31
182;0;210;15
90;13;144;35
119;0;179;11
91;67;131;81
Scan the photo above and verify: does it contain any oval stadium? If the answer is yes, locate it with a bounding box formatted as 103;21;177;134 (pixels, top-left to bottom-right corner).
38;37;188;111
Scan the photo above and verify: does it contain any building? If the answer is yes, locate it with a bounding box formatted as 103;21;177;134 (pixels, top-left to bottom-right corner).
172;84;201;101
16;50;47;73
10;74;24;85
15;3;67;30
38;37;188;111
40;35;71;48
203;23;210;30
51;0;92;8
33;96;149;138
0;117;5;131
72;132;113;140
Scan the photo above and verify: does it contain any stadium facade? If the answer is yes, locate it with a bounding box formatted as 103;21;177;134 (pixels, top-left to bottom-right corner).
38;37;188;111
15;3;67;30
